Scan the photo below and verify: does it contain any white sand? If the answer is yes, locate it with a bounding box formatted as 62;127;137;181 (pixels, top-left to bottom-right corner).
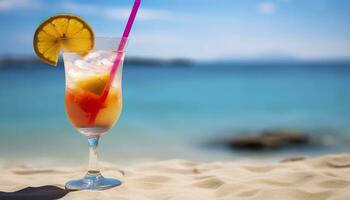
1;154;350;200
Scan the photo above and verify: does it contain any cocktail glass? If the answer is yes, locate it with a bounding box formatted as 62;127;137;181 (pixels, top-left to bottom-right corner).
63;37;126;190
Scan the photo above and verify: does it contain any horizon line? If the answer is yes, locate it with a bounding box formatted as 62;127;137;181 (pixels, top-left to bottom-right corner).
1;54;350;63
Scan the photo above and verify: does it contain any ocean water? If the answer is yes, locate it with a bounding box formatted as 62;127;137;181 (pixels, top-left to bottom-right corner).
1;61;350;164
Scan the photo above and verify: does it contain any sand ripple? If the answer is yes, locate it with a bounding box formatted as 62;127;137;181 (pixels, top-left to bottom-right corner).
0;154;350;199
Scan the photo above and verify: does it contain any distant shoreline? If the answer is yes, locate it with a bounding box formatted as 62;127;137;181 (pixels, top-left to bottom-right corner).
1;56;350;69
0;56;193;68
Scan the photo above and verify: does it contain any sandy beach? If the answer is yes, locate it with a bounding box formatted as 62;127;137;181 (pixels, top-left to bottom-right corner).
0;154;349;200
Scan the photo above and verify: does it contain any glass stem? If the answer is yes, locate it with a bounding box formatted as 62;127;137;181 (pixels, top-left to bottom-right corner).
87;136;101;175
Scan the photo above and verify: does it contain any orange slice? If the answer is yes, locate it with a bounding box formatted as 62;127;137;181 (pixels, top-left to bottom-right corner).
76;74;110;96
33;14;94;66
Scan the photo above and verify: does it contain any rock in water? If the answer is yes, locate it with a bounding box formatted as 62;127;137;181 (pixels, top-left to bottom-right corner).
215;129;311;151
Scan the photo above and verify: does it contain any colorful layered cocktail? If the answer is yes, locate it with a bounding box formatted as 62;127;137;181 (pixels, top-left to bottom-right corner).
65;73;122;136
62;38;126;190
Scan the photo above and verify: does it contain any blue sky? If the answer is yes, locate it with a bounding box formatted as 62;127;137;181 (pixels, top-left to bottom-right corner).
0;0;349;60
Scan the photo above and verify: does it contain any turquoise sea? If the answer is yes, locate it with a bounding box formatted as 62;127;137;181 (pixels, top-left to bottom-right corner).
1;61;350;165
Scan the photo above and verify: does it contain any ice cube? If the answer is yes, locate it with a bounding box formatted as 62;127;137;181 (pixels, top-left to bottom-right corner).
68;69;83;78
84;51;100;61
74;60;90;69
102;58;113;66
109;55;117;62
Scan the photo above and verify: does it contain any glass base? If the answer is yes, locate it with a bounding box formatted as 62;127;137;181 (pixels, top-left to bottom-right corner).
65;171;121;190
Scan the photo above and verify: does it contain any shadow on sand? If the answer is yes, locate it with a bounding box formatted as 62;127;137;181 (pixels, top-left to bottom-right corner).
0;185;73;200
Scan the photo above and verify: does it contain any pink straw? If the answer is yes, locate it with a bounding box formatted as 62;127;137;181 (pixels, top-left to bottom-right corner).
88;0;141;126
